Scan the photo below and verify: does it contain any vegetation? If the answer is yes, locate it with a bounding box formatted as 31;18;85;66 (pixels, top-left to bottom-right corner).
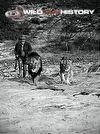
0;0;100;51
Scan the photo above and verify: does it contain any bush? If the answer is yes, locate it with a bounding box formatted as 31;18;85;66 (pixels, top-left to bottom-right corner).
72;36;100;51
73;36;87;50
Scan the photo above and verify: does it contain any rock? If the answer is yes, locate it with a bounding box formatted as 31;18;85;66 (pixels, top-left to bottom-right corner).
3;72;10;77
87;63;100;73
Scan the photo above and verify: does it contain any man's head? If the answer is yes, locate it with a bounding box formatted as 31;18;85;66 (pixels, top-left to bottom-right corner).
21;35;26;44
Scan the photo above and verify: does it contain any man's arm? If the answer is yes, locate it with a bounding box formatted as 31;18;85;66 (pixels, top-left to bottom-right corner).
27;42;32;52
14;43;19;57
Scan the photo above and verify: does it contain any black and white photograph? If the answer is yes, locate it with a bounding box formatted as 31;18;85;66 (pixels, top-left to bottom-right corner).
0;0;100;133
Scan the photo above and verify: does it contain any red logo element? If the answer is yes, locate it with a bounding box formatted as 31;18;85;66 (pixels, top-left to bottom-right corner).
5;6;25;21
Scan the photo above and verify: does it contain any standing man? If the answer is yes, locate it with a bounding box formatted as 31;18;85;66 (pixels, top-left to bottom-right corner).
14;35;32;77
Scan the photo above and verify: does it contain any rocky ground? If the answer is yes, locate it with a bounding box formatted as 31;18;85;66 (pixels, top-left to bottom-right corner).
0;41;100;134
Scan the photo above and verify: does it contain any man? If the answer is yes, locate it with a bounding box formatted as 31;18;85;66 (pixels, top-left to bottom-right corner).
14;35;32;77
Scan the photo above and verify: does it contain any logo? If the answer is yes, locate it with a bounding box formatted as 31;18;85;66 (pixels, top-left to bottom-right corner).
5;6;25;21
5;5;95;21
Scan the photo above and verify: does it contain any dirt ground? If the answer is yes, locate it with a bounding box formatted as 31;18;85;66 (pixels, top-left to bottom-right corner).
0;41;100;134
